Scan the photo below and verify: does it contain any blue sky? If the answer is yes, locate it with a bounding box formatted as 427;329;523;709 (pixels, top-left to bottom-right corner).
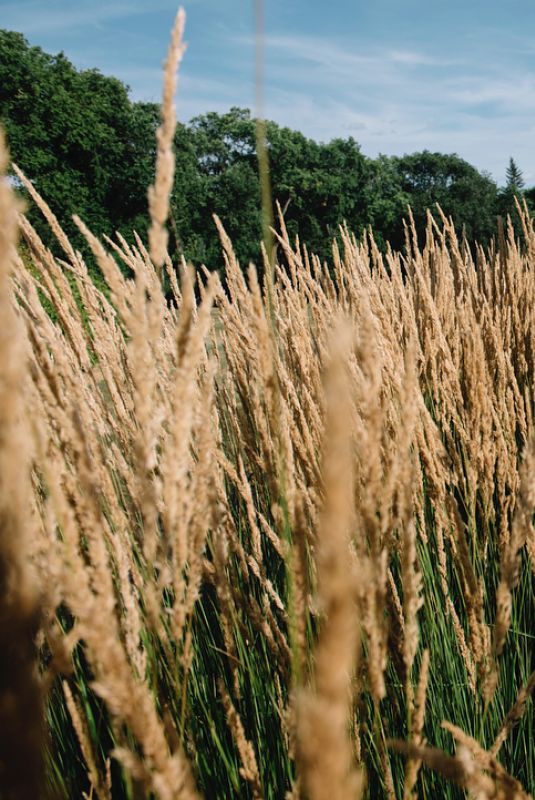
2;0;535;184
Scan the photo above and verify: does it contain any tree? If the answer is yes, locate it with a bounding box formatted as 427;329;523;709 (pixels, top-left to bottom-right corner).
0;30;155;265
388;151;499;249
523;185;535;211
365;155;410;251
505;157;524;192
499;158;529;229
171;110;375;276
266;124;377;264
171;108;262;274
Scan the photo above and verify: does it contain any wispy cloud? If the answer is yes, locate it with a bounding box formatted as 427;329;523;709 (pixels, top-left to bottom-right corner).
387;49;458;67
450;76;535;113
1;0;176;36
226;29;535;182
234;33;460;76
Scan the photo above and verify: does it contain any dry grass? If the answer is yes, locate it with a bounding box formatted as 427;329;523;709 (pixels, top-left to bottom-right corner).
0;14;534;800
0;129;44;800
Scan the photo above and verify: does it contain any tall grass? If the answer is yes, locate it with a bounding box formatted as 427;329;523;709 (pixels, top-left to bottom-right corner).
0;14;534;800
0;128;44;800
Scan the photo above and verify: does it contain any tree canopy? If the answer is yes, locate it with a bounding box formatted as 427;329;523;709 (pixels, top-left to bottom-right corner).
0;30;158;254
1;28;531;280
385;150;499;248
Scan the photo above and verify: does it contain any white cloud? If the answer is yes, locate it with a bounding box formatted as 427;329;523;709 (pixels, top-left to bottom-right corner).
225;31;535;183
387;49;459;67
450;76;535;112
1;0;177;36
235;33;460;79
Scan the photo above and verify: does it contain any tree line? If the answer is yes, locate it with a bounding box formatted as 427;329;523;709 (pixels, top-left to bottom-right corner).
1;28;532;281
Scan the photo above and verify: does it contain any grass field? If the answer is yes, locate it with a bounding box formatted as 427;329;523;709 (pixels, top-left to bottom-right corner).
0;12;533;800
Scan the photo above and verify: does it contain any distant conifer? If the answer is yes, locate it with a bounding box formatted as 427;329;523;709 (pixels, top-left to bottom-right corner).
505;157;525;192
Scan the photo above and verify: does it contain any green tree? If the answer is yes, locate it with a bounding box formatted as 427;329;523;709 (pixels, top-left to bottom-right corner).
171;108;262;275
522;184;535;212
267;125;374;262
498;158;530;231
388;151;499;249
505;157;525;192
171;110;377;276
0;30;155;263
365;155;411;250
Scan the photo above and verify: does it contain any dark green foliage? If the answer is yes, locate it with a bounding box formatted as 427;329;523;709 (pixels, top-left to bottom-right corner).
267;124;374;261
385;150;500;249
505;157;525;193
172;109;262;272
0;30;157;266
499;158;531;232
3;29;528;285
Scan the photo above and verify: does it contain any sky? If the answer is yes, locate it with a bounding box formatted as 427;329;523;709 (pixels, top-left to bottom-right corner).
2;0;535;185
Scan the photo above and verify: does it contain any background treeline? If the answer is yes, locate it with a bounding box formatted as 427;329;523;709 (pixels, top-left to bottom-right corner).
1;28;533;277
